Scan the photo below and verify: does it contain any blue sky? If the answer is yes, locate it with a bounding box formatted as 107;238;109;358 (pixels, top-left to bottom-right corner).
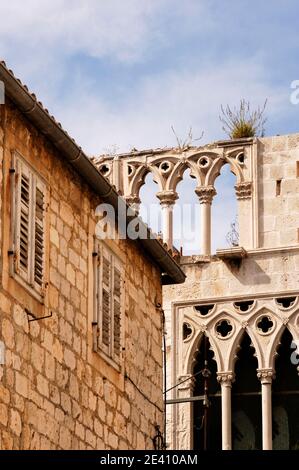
0;0;298;252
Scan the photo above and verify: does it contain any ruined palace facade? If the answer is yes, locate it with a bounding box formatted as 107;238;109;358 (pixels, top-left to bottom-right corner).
97;134;299;450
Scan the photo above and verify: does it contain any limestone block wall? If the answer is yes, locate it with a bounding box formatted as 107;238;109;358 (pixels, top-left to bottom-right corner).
0;100;163;450
257;134;299;248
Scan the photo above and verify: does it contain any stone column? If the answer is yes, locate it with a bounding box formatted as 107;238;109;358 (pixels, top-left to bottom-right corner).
217;372;234;450
156;191;178;248
235;182;252;248
257;368;274;450
195;186;216;255
177;374;195;450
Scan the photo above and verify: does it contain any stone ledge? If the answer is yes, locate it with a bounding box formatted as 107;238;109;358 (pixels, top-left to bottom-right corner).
216;246;247;260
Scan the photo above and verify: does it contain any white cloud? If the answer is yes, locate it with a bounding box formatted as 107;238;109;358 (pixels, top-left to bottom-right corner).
0;0;209;64
51;57;286;154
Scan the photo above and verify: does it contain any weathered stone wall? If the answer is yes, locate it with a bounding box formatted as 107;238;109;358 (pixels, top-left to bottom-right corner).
258;134;299;248
0;100;163;450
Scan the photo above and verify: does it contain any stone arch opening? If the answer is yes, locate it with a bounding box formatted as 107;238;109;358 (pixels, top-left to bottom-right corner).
139;172;162;236
232;332;261;450
272;328;299;450
193;335;221;450
173;168;199;255
212;164;238;253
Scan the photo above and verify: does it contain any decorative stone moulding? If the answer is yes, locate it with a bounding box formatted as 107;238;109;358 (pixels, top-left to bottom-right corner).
197;156;211;169
233;300;255;313
275;296;297;310
195;185;217;204
159;160;173;176
194;303;216;317
183;322;194;342
99;163;112;177
127;164;136;177
215;318;234;339
255;314;276;336
235;152;245;166
234;181;252;199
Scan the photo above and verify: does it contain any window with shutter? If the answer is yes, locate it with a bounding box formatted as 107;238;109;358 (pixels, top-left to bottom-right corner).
101;252;111;354
18;168;31;281
113;266;121;358
94;241;123;363
12;154;46;299
33;181;45;289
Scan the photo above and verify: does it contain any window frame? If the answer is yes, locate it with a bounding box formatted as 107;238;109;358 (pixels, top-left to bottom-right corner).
93;239;124;366
10;152;47;302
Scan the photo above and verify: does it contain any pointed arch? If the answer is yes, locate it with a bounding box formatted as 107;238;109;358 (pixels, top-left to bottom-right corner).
128;162;164;198
184;329;222;375
272;327;299;449
173;167;200;255
232;331;262;450
139;172;162;235
211;163;238;252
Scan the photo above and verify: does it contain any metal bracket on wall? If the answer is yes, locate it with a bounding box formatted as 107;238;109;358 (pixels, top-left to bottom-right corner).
25;309;53;322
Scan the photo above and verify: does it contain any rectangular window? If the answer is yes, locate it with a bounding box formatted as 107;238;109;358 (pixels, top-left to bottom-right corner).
93;241;123;363
11;153;46;298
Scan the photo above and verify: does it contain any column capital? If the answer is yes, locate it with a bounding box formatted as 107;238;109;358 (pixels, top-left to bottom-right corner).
217;371;235;386
235;181;252;200
177;374;195;392
195;185;216;204
124;195;141;212
257;368;275;384
156;190;178;207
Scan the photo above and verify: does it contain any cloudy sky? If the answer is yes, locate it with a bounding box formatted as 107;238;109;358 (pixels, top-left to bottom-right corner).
1;0;298;252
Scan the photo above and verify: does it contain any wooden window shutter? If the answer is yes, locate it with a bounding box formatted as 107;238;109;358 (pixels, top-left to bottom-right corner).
113;265;121;358
33;179;45;290
13;155;46;295
15;160;33;283
100;249;111;353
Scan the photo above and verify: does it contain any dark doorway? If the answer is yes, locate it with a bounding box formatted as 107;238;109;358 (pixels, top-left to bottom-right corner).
272;328;299;450
232;333;262;449
193;335;221;450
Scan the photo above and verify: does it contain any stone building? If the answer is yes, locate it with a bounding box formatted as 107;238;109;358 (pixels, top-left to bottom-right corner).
97;134;299;450
0;61;185;450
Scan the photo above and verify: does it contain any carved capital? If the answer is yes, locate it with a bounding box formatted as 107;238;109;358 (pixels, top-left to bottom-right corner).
257;368;275;384
177;374;195;392
195;185;217;204
124;195;141;212
235;182;252;200
217;371;235;386
156;190;178;207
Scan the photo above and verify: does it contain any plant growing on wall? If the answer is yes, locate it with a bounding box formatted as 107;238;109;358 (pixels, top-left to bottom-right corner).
220;99;267;139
